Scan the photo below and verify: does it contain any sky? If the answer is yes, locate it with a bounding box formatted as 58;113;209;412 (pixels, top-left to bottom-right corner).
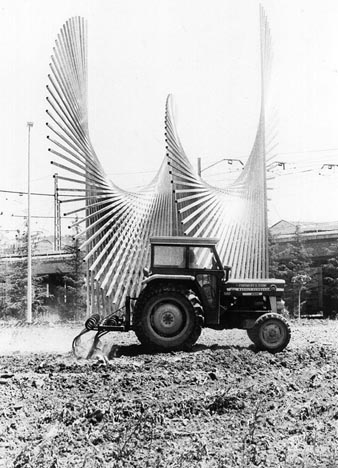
1;0;338;240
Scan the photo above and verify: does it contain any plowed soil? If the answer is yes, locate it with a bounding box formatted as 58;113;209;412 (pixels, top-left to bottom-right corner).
1;320;338;467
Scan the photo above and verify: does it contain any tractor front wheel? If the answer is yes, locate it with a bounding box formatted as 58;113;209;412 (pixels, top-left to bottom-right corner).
248;313;291;353
133;285;203;351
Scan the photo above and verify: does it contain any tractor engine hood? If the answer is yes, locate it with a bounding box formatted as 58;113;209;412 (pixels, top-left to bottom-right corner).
225;278;285;293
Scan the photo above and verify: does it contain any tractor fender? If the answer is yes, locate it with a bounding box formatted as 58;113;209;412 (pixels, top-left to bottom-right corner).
142;274;195;285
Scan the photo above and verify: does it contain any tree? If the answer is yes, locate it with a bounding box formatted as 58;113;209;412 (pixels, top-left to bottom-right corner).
3;240;28;320
55;236;86;321
322;244;338;318
269;227;313;316
2;230;48;320
291;274;312;320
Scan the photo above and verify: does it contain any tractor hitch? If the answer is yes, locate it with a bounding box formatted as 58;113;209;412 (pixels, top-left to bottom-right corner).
72;296;137;358
84;296;135;332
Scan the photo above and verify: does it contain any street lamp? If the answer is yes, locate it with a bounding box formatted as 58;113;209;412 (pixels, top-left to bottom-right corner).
27;121;33;323
197;157;244;177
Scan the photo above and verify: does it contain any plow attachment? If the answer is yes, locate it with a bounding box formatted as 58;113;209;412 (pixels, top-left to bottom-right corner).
72;298;133;359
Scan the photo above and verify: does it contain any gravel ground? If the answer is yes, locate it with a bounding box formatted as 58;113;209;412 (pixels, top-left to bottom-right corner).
0;320;338;467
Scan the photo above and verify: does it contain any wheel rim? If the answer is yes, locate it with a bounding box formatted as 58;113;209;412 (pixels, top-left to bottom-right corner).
150;301;187;337
259;319;287;349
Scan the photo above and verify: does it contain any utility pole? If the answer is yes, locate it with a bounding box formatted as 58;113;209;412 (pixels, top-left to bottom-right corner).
27;121;34;324
197;157;202;177
53;173;61;250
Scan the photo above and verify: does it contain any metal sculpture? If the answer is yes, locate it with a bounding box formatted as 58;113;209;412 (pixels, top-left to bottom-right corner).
46;8;273;316
165;6;272;278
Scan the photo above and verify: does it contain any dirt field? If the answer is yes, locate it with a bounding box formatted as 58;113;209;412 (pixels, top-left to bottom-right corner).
1;320;338;467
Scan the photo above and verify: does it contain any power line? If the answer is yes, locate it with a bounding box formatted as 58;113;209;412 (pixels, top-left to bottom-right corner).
0;189;54;197
11;215;55;219
10;214;81;220
276;147;338;156
106;169;157;176
0;189;81;198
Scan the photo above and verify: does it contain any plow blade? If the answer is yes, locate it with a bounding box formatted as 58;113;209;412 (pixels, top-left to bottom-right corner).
72;307;132;359
72;328;113;359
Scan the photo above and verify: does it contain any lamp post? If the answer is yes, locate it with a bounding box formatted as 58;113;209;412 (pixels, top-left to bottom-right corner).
197;157;244;177
27;121;34;323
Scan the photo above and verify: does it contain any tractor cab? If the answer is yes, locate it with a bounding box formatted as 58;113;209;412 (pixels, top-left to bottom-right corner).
148;236;230;278
145;236;231;323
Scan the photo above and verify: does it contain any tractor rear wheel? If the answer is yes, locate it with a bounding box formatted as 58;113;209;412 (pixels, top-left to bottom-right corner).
133;284;203;351
248;313;291;353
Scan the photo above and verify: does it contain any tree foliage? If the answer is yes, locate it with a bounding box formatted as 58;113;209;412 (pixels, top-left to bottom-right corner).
55;237;86;321
269;228;313;316
322;243;338;317
1;230;48;320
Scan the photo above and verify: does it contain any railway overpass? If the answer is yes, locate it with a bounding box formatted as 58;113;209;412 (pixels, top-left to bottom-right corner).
0;251;73;275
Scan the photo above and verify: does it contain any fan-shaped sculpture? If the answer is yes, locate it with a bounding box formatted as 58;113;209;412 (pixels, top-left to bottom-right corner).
46;7;272;315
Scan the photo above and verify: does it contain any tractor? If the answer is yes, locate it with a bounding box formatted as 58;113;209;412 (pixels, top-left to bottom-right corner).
74;236;291;356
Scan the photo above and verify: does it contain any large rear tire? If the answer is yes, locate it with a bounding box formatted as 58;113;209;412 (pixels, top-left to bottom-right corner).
248;313;291;353
133;284;203;351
